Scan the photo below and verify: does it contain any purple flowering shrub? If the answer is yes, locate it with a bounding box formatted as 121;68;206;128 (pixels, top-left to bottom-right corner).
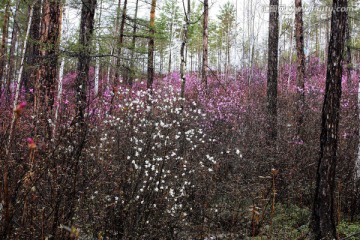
0;59;359;238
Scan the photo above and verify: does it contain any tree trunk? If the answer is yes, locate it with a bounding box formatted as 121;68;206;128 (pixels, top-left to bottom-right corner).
95;0;103;95
310;0;348;239
129;0;139;86
267;0;279;142
147;0;156;90
115;0;127;84
76;0;97;121
345;11;352;87
356;68;360;180
22;0;41;103
287;16;293;89
4;0;21;100
109;0;121;85
168;6;174;74
180;0;190;99
201;0;208;87
53;0;68;138
0;0;10;95
32;0;62;112
295;0;306;141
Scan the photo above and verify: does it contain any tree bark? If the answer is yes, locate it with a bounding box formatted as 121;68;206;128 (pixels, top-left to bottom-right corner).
0;0;10;95
109;0;121;85
147;0;156;90
345;10;352;87
115;0;127;84
267;0;279;142
201;0;208;87
4;0;21;100
356;68;360;181
310;1;348;239
168;5;174;74
76;0;97;121
94;0;103;95
22;0;42;103
180;0;190;99
295;0;306;141
53;0;68;138
38;0;62;110
129;0;139;86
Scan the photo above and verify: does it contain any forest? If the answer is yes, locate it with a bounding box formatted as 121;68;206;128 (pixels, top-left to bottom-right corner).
0;0;360;239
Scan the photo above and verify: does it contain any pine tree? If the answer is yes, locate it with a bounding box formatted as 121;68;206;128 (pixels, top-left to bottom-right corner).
310;0;348;239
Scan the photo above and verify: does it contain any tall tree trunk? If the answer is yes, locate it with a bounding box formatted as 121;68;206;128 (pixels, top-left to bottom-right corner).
4;0;21;100
115;0;127;84
147;0;156;90
180;0;190;99
129;0;139;86
22;0;42;103
295;0;306;141
65;1;96;235
267;0;279;142
310;0;348;239
40;0;62;109
356;68;360;181
287;16;294;89
345;11;352;87
95;0;103;95
76;0;96;121
201;0;208;87
168;7;174;74
109;0;121;85
53;0;68;138
0;0;10;95
32;0;62;140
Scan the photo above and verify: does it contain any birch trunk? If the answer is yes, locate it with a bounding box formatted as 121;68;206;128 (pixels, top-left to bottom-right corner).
94;0;103;96
0;0;10;94
4;0;21;99
53;1;68;138
2;3;37;238
9;1;37;143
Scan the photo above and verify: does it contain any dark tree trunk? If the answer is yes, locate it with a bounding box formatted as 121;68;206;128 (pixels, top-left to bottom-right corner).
310;0;348;239
23;0;42;103
129;0;139;87
147;0;156;90
202;0;208;87
0;0;10;96
295;0;306;140
180;0;190;99
267;0;279;142
345;11;352;87
110;0;121;83
76;0;97;121
115;0;127;84
168;17;173;73
38;0;62;110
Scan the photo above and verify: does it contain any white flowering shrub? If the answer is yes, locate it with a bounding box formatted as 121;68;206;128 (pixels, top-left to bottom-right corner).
76;84;218;238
